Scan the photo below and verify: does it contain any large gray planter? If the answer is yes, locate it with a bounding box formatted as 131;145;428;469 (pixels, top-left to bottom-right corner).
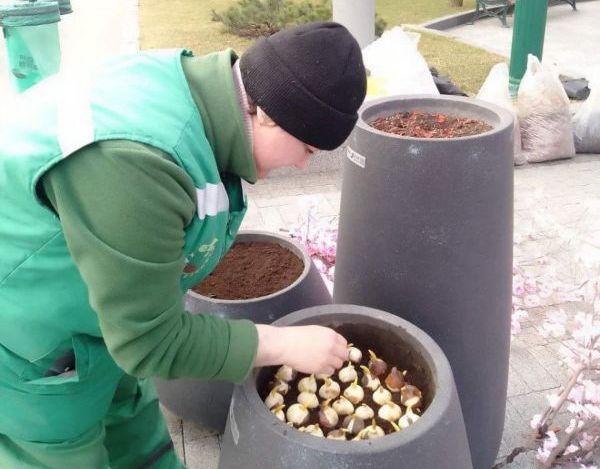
333;95;514;469
155;230;332;433
219;304;473;469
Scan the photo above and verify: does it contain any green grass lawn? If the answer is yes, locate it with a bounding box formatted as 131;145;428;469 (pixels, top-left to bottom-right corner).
140;0;505;95
416;30;506;95
377;0;477;25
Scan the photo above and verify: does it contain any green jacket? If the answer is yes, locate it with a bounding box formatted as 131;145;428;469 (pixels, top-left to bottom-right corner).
0;48;259;441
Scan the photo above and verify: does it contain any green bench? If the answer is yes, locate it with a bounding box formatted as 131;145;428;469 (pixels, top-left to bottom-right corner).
471;0;576;28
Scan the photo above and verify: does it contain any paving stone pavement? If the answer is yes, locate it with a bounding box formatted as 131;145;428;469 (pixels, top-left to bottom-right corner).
164;154;600;468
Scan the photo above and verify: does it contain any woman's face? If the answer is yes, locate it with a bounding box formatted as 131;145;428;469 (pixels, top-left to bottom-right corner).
251;112;318;178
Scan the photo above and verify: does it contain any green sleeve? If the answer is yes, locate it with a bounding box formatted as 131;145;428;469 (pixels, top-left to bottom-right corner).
42;140;258;383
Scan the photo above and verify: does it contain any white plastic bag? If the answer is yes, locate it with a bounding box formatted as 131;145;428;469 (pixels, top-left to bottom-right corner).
477;63;525;165
517;55;575;163
362;27;438;100
573;70;600;153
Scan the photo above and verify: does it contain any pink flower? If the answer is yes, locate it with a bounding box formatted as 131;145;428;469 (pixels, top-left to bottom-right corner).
536;431;559;463
537;282;554;299
584;403;600;419
511;309;528;336
564;444;579;455
572;312;598;346
546;393;561;408
542;321;566;338
524;294;541;308
524;277;538;293
513;283;526;297
582;380;600;405
542;309;568;338
558;291;581;302
569;384;585;404
530;414;542;429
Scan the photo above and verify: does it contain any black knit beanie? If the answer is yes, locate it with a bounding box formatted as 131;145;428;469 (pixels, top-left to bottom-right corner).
240;22;367;151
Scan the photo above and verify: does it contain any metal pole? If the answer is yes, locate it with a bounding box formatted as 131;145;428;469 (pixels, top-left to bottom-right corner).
508;0;548;96
332;0;375;49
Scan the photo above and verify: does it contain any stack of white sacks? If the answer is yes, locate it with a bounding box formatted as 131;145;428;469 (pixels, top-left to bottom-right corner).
478;55;599;165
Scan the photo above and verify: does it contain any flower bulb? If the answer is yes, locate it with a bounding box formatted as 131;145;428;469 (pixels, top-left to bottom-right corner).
372;386;392;406
298;424;324;437
398;406;420;429
326;429;347;440
400;385;423;409
338;362;358;383
384;367;405;392
354;403;375;420
271;404;286;422
265;389;284;409
318;377;341;400
360;365;381;392
343;378;364;405
297;392;319;409
318;401;339;429
332;396;354;416
272;379;289;396
342;414;365;435
275;365;297;382
367;350;388;377
357;418;385;439
377;401;402;422
286;403;309;426
347;344;363;364
297;374;317;393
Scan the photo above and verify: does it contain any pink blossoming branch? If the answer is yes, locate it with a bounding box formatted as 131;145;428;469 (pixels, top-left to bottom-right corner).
508;195;600;468
526;280;600;469
285;203;337;294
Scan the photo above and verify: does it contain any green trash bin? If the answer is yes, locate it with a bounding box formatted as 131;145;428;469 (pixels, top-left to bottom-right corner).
0;1;61;93
58;0;72;15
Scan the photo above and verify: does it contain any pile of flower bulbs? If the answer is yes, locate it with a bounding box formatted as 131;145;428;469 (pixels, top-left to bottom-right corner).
263;345;424;440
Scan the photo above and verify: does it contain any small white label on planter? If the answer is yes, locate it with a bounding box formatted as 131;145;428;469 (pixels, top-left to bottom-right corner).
229;404;240;445
347;147;366;168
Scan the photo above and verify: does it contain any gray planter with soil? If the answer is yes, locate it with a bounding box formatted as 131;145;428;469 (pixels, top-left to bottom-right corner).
155;230;332;433
219;304;473;469
333;95;514;469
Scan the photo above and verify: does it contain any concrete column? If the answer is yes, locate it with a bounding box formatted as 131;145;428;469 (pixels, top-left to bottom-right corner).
332;0;375;49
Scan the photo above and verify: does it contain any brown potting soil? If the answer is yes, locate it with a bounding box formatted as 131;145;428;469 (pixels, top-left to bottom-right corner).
192;241;303;300
370;110;492;138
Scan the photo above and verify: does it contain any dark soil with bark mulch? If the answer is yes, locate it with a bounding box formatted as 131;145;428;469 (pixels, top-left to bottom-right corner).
370;110;492;138
192;241;303;300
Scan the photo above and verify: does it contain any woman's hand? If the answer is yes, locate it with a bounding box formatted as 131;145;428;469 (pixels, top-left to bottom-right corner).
254;324;348;375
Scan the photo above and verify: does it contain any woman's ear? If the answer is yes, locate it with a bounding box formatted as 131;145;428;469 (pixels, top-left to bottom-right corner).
256;107;277;128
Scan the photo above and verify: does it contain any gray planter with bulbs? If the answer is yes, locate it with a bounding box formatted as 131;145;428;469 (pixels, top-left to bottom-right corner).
154;231;332;433
218;304;473;469
333;95;514;469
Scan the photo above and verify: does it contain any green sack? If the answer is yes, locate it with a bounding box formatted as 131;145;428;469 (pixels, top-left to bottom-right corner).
0;1;61;92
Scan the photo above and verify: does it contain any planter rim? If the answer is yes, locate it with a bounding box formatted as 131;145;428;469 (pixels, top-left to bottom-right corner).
186;230;312;305
237;304;458;455
357;94;514;143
